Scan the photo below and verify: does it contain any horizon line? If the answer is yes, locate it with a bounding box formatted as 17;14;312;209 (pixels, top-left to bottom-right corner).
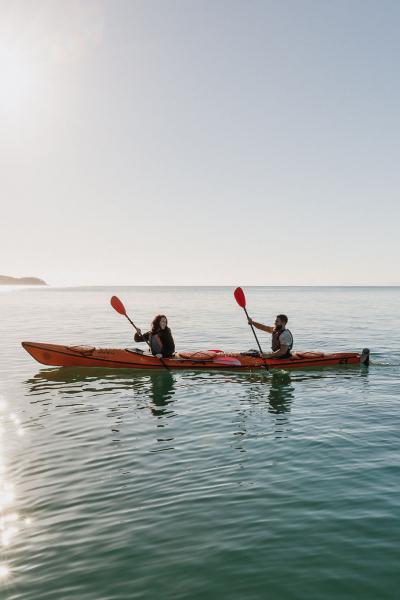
22;283;400;288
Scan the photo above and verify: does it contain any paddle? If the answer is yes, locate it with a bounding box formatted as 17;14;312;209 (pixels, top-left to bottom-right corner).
110;296;169;370
234;287;269;371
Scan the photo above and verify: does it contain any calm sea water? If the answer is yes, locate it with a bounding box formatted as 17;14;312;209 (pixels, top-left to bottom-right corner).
1;286;400;600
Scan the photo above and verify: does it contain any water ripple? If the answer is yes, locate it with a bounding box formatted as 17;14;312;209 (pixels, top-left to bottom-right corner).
1;287;400;599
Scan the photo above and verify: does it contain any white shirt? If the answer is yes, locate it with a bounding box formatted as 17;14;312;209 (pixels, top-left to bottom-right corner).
277;329;293;347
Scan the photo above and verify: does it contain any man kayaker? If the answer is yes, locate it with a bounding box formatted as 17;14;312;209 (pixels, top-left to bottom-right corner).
247;314;293;359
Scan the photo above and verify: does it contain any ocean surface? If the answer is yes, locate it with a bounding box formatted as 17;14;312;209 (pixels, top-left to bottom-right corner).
1;286;399;600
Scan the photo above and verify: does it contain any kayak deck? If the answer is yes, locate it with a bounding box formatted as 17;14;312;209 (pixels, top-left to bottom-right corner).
21;342;370;370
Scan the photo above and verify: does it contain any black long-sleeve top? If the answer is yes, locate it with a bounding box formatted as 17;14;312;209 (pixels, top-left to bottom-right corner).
134;328;175;358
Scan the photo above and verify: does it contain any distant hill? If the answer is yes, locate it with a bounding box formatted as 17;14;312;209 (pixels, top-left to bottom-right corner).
0;275;47;285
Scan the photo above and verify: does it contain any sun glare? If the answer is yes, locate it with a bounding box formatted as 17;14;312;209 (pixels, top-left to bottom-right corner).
0;403;27;586
0;563;10;579
0;43;38;112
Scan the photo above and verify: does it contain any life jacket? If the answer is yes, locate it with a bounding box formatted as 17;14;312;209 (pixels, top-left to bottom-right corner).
151;328;175;358
271;328;293;358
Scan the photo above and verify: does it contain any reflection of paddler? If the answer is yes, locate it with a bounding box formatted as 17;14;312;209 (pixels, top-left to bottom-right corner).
268;371;294;413
148;371;175;416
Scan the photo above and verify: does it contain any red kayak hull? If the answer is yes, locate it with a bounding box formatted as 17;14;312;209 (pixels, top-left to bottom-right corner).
21;342;368;370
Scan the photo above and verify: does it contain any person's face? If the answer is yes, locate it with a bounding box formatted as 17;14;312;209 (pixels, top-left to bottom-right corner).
159;317;167;329
274;317;283;330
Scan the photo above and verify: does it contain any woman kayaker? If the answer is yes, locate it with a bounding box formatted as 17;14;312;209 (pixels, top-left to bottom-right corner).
134;315;175;358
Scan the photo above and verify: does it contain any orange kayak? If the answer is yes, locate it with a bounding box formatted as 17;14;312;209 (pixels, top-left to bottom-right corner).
22;342;370;370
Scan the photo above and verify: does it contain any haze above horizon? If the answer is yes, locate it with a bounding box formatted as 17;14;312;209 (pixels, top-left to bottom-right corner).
1;0;399;286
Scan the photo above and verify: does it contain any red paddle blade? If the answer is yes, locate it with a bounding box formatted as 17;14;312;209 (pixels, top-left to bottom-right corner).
234;287;246;308
110;296;126;315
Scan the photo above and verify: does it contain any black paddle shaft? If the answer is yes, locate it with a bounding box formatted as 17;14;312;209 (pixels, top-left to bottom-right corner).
243;307;269;371
124;314;142;336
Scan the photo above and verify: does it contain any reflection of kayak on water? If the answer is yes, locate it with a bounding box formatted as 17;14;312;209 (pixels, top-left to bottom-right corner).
22;342;370;371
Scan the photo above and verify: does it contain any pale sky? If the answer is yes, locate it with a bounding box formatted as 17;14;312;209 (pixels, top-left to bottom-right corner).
1;0;399;286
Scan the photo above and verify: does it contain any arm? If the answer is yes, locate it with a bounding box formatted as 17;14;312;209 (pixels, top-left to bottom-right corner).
134;330;149;343
168;333;175;356
262;344;289;359
248;319;274;334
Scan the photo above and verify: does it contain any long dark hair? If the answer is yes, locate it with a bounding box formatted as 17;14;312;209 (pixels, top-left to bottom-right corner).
151;314;169;335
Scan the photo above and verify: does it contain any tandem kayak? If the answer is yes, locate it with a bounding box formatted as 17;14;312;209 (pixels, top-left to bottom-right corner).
22;342;370;371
